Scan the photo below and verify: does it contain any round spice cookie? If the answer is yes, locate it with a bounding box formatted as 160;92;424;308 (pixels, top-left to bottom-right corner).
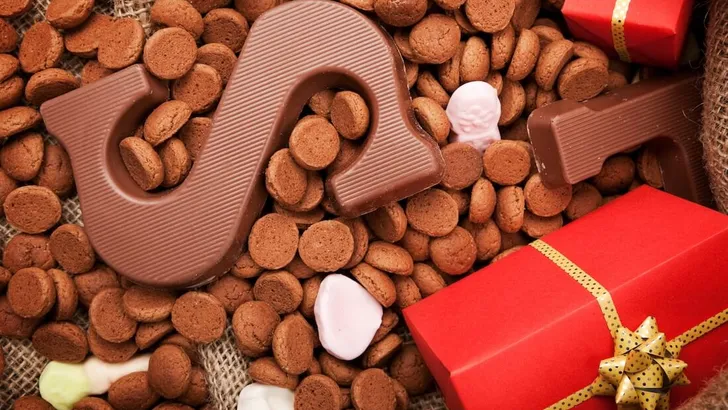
158;138;192;187
429;226;477;275
249;356;299;390
435;0;466;10
393;275;421;308
234;0;280;22
392;379;409;410
522;211;563;238
410;262;446;297
7;267;56;318
252;271;303;314
273;314;314;375
334;217;369;269
122;286;176;323
65;14;112;58
87;325;138;363
373;0;427;27
0;20;17;53
248;213;299;269
308;90;336;118
289;116;340;170
5;186;61;234
491;24;516;71
591;155;635;194
506;28;540;81
0;295;40;338
483;140;531;185
486;71;504;96
460;36;490;82
469;178;496;223
32;321;88;362
511;0;540;30
0;267;10;291
534;39;574;91
0;54;18;82
408;14;461;65
171;291;226;343
573;41;609;67
637;147;663;188
172;64;223;113
231;251;263;279
393;30;425;64
398;228;429;262
351;369;397;410
1;132;44;181
389;344;433;396
49;224;95;274
299;221;354;272
525;81;538;113
186;0;229;14
265;148;308;206
319;351;361;386
565;182;602;220
523;173;572;217
47;268;78;321
330;91;370;140
202;8;249;53
532;25;564;48
412;97;450;144
160;334;199;364
453;8;478;35
295;375;341;410
416;71;450;108
440;142;483;190
25;68;80;106
143;28;198;80
206;274;252;314
143;101;193;147
12;396;54;410
179;117;211;161
300;275;322;318
308;357;322;375
107;372;161;410
536;88;558;109
465;0;515;33
502;117;528;141
46;0;94;29
135;321;174;350
119;137;164;191
462;219;501;261
177;366;209;406
327;138;360;174
149;344;192;399
351;262;396;307
18;22;63;74
195;43;236;84
274;205;326;230
362;334;403;368
71;397;115;410
557;58;609;101
340;0;375;11
405;188;459;237
364;202;408;243
0;75;24;110
437;42;463;93
90;288;138;343
80;60;114;85
0;106;42;140
371;309;398;343
73;264;120;306
364;241;414;276
3;233;50;273
606;70;628;92
498;79;526;126
150;0;204;39
97;18;145;70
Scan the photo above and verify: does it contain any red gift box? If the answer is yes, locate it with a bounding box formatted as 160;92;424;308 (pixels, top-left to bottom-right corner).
562;0;694;68
404;187;728;410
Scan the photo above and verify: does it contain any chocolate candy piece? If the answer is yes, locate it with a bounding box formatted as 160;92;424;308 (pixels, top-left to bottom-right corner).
41;0;443;288
527;74;711;206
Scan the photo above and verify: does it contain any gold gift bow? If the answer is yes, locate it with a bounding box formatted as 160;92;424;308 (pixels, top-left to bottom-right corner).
530;240;728;410
611;0;632;62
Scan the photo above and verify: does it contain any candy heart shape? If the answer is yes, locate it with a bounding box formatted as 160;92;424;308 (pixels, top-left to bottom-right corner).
238;383;294;410
446;81;502;153
314;274;383;360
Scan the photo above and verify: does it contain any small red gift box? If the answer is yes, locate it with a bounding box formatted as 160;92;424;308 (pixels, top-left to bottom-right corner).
562;0;694;68
404;187;728;410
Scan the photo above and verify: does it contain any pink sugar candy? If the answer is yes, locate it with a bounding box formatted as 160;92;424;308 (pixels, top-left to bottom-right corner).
446;81;502;153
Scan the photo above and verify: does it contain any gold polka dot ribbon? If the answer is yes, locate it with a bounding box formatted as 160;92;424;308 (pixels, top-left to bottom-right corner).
611;0;632;62
530;240;728;410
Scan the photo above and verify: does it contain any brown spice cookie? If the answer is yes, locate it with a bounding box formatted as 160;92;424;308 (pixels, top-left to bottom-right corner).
591;155;635;194
248;213;299;269
521;211;563;238
206;274;252;314
319;351;360;386
12;396;54;410
135;321;174;350
232;298;280;361
32;321;87;362
90;288;138;343
532;25;564;48
187;0;230;14
495;186;526;233
373;0;427;27
7;267;56;319
606;70;628;92
73;264;119;306
234;0;280;22
453;8;478;35
460;36;490;82
65;14;112;58
274;205;325;230
97;18;145;70
466;0;515;33
429;226;476;275
524;81;538;113
25;68;79;106
1;132;43;181
398;227;429;262
149;344;192;399
336;217;370;269
295;375;341;410
351;368;397;410
440;142;483;190
0;19;17;53
437;42;463;93
249;356;299;390
410;262;446;297
172;64;223;113
393;275;421;309
150;0;204;39
122;286;176;323
177;366;209;406
512;0;540;31
491;24;516;70
49;224;95;274
171;291;226;343
364;202;408;243
0;54;18;82
196;43;236;84
47;268;78;320
498;79;526;126
290;116;340;170
339;0;375;11
363;333;403;369
0;75;24;109
231;250;263;279
46;0;94;29
158;138;192;187
144;100;193;147
364;241;414;276
308;90;336;118
18;22;63;74
412;97;450;144
502;117;528;141
351;262;396;307
405;188;459;237
144;28;198;80
409;14;460;65
536;87;558;108
534;39;573;91
557;58;609;101
469;178;496;223
0;266;10;292
80;60;114;85
389;344;433;396
178;117;211;161
265;148;308;206
523;173;572;217
34;144;73;198
202;8;249;53
483;140;531;185
273;314;314;375
72;397;115;410
330;91;370;141
119;137;164;191
160;334;199;363
462;219;501;261
506;28;540;81
0;106;42;140
393;29;424;64
300;275;322;318
392;379;409;410
637;147;663;188
253;271;303;314
327;139;360;175
565;182;602;220
0;295;40;338
573;41;609;67
416;71;450;108
5;186;61;234
107;372;160;410
371;309;399;344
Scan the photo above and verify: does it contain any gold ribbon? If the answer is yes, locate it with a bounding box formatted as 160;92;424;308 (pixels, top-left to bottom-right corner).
611;0;632;62
530;240;728;410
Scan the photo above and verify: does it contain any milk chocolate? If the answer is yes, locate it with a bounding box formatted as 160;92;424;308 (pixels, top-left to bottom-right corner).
527;73;712;206
41;0;444;288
